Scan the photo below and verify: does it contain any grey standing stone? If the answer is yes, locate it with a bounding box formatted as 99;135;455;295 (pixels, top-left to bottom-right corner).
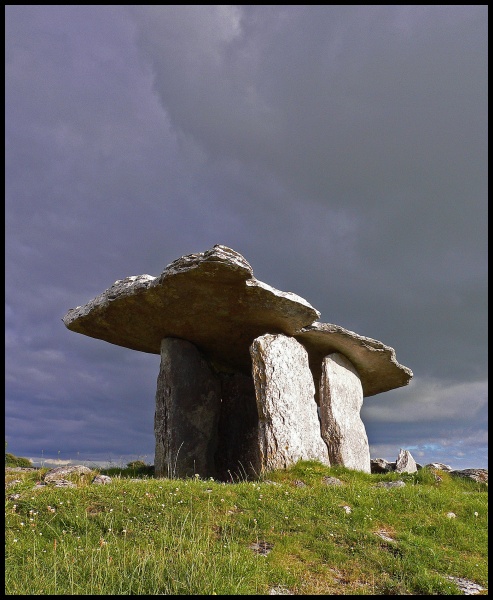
250;334;329;472
395;449;418;473
154;338;221;479
319;352;371;473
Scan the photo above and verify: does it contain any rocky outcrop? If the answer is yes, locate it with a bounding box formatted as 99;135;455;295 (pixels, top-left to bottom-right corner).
424;462;453;471
371;450;419;474
319;352;370;473
250;334;330;471
449;468;488;484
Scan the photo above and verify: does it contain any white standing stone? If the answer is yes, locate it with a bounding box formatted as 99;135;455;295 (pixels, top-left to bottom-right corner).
395;448;417;473
319;352;371;473
250;334;329;472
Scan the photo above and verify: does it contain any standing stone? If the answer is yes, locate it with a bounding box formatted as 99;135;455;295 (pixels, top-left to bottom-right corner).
154;338;221;478
319;352;371;473
215;371;260;480
395;449;417;473
250;334;329;472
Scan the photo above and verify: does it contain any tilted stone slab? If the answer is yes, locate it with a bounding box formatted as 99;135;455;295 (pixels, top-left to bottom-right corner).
295;322;413;398
319;352;371;473
63;245;320;376
250;334;330;471
154;338;221;478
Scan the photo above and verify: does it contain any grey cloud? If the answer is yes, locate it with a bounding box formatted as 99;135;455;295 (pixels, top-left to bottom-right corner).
5;6;487;468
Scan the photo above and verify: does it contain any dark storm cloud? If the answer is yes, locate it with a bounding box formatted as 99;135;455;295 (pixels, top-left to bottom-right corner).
5;6;487;468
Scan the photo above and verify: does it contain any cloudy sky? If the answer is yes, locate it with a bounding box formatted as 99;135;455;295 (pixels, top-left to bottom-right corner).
6;6;487;470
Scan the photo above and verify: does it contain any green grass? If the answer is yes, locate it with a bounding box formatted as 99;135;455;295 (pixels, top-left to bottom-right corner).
5;460;488;595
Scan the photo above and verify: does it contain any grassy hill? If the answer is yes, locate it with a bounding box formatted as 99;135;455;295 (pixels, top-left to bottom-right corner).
5;460;487;595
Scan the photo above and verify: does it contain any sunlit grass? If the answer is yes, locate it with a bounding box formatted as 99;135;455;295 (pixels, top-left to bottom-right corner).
5;460;488;595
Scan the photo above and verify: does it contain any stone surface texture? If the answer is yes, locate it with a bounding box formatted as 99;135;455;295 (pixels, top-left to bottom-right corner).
319;352;371;473
375;480;406;488
424;462;453;471
449;468;488;484
43;465;93;482
395;449;418;473
62;244;412;394
154;338;221;478
250;334;330;472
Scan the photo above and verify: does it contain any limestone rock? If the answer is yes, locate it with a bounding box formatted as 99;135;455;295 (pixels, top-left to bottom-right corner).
319;352;371;473
52;479;77;488
63;245;320;376
370;458;396;473
62;245;412;394
322;476;344;486
446;576;485;595
43;465;93;482
375;480;406;488
250;334;330;472
154;338;222;478
295;322;412;397
395;449;418;473
424;462;453;471
92;475;112;485
62;245;414;479
449;468;488;484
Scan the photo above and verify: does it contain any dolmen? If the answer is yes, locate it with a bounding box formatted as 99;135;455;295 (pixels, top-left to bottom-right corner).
63;245;412;480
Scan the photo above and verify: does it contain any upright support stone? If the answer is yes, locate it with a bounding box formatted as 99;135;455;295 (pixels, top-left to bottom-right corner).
154;338;221;478
319;352;371;473
250;334;330;472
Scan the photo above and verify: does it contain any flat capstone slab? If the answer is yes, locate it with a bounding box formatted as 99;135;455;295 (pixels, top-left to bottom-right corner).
63;245;319;376
63;244;412;395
